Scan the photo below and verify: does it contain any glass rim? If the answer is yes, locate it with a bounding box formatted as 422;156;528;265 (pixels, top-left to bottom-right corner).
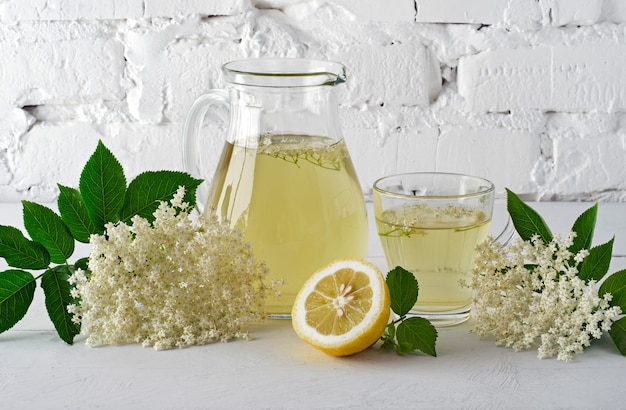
222;58;346;88
372;172;495;200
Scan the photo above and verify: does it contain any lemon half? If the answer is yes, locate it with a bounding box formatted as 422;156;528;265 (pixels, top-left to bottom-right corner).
291;258;391;356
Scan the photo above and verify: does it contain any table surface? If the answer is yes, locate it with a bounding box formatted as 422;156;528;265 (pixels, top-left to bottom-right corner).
1;200;626;409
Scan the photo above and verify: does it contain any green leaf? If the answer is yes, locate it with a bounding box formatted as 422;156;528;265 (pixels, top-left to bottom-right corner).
0;269;36;333
577;237;614;282
569;202;597;257
0;225;50;269
41;265;80;344
608;316;626;356
506;189;552;243
22;201;74;264
58;184;100;241
598;269;626;311
396;341;415;355
120;171;203;223
74;257;90;272
386;266;418;317
79;140;126;230
396;316;438;356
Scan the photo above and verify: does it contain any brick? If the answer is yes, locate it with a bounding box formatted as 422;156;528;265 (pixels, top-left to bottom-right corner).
10;122;103;201
331;0;415;22
254;0;414;21
340;109;401;194
0;0;143;21
458;47;550;112
435;128;541;194
415;0;507;24
332;43;441;108
340;108;440;194
346;128;400;195
551;133;626;197
396;128;440;174
601;0;626;23
546;0;602;26
502;0;543;29
144;0;244;17
0;23;124;106
458;45;626;113
540;113;626;199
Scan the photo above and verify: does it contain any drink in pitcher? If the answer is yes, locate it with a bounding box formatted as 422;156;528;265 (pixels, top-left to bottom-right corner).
375;204;490;320
373;172;495;326
206;134;368;316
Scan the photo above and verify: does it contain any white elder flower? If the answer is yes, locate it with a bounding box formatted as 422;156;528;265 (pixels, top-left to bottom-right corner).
68;186;280;350
468;233;622;362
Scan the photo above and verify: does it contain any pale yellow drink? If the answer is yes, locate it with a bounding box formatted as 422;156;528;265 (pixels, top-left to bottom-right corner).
206;134;368;316
375;204;490;318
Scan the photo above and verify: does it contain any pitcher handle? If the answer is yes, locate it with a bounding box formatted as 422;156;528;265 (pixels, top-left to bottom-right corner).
182;89;230;212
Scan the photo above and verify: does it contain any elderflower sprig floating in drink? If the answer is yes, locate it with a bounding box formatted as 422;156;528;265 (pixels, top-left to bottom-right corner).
68;187;279;350
466;189;626;361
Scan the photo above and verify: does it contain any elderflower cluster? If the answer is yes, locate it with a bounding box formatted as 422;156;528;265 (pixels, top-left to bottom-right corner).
68;187;278;350
468;232;622;361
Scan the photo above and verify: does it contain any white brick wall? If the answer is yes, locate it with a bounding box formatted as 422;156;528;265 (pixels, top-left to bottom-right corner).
1;0;626;202
0;24;125;106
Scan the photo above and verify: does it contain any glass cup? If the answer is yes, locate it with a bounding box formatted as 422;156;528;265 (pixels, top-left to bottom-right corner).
373;172;496;327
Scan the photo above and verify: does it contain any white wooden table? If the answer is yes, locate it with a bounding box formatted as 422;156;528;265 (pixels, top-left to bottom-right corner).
1;201;625;409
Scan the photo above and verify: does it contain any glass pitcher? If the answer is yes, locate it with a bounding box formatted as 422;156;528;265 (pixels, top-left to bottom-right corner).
183;58;368;317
